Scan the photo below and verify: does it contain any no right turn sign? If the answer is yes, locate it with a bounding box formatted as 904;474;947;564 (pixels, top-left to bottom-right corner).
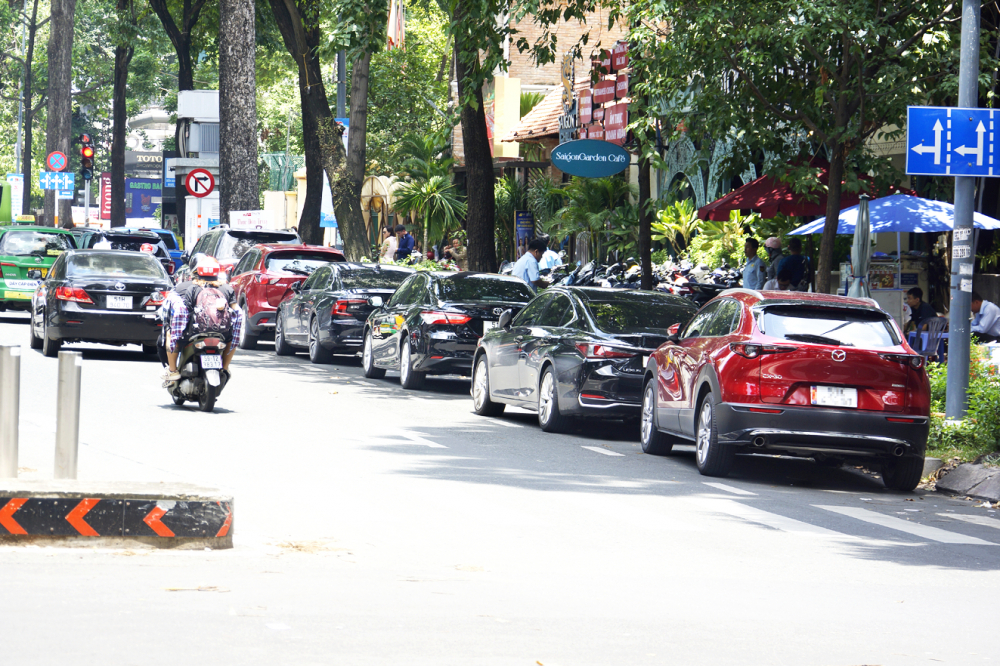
185;168;215;198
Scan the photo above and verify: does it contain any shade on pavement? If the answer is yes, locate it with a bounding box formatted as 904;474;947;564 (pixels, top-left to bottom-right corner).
787;194;1000;235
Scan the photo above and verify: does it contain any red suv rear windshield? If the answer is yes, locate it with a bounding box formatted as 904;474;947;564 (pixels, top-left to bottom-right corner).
758;306;898;348
265;252;338;274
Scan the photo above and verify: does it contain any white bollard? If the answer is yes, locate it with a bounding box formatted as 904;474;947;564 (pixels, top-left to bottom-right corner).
54;351;82;480
0;345;20;478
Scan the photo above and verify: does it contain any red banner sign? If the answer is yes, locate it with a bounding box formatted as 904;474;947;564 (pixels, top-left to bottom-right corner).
578;126;587;139
593;79;616;105
593;106;606;122
99;172;111;220
616;73;628;100
588;124;605;141
605;103;628;145
578;89;592;125
612;42;629;71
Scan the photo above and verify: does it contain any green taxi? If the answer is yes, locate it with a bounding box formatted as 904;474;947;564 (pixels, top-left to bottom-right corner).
0;225;77;311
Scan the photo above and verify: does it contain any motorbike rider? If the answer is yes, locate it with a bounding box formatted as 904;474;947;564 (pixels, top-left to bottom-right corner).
763;237;783;281
160;254;242;384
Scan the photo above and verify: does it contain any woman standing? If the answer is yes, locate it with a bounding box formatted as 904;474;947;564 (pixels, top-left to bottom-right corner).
379;227;397;263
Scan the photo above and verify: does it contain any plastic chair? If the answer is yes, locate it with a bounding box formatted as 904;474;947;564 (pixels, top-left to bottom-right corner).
920;317;948;361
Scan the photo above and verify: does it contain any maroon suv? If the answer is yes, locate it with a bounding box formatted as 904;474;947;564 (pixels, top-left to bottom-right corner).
639;290;930;490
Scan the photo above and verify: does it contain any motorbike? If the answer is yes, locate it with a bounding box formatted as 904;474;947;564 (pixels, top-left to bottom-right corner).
167;332;230;412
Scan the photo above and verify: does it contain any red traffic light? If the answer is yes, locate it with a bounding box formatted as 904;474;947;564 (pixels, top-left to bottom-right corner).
79;133;92;144
81;146;94;159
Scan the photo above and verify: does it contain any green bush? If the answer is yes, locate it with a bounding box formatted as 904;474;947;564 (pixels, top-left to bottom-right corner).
926;346;1000;461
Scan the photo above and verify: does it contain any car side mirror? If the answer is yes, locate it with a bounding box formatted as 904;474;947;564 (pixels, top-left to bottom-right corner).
290;282;301;293
498;309;513;331
367;295;384;308
26;269;41;280
180;252;190;265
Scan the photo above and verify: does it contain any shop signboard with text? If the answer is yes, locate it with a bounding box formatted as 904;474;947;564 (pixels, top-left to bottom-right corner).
551;140;629;178
99;172;111;220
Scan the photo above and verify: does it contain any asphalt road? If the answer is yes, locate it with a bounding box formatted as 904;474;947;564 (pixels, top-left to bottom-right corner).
0;312;998;666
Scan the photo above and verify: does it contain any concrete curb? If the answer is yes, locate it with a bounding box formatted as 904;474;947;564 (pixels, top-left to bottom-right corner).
0;481;233;549
935;463;1000;502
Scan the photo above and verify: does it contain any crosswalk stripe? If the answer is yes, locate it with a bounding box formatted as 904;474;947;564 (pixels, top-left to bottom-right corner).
702;482;757;496
492;420;523;428
696;499;845;538
581;446;624;457
816;506;997;545
938;513;1000;530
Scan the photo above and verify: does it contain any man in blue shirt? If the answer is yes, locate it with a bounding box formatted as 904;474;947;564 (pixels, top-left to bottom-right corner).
512;238;549;292
777;237;809;289
742;238;766;291
971;291;1000;343
394;224;415;262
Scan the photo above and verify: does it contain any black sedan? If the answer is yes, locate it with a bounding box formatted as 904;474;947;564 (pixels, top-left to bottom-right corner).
29;250;174;357
273;263;415;363
471;287;697;432
363;272;534;389
80;229;176;277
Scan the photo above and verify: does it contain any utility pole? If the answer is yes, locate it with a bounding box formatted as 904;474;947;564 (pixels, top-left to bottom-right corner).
14;0;27;169
336;50;346;118
945;0;981;419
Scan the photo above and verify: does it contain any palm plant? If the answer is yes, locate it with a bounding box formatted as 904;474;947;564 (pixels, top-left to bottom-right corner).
652;199;701;256
495;175;526;262
394;135;453;182
551;176;637;260
393;175;468;255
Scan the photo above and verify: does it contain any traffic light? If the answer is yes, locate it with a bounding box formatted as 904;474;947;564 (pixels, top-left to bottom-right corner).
79;134;94;181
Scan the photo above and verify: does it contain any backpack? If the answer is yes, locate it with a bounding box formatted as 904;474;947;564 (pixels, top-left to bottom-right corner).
189;286;234;337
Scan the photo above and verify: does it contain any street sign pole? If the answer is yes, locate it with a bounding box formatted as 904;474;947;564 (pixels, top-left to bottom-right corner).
946;0;981;420
84;180;90;228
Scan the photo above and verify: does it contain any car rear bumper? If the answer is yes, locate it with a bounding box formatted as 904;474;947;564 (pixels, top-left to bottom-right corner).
0;287;36;310
49;309;163;345
249;309;277;330
715;402;929;458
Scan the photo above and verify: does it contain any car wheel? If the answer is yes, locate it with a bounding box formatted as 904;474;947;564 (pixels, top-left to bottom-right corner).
274;312;294;356
640;380;674;455
363;330;386;379
399;338;425;390
472;354;505;416
28;311;42;350
538;366;569;433
308;316;334;364
42;319;61;358
238;303;258;350
882;455;924;491
695;392;735;477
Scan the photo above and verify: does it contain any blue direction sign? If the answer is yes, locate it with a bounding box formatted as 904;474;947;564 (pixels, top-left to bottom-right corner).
38;171;75;190
907;106;998;177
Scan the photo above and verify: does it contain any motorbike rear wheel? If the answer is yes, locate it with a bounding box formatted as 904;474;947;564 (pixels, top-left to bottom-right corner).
198;383;217;412
172;393;185;406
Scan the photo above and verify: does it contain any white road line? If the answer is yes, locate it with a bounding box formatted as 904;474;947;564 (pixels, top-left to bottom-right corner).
702;482;757;496
696;499;845;538
817;506;997;545
492;420;523;428
581;446;624;457
938;513;1000;530
354;380;377;386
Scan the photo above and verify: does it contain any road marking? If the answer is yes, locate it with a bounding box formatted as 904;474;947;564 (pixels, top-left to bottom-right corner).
581;446;624;457
492;420;523;428
354;380;377;386
816;506;997;545
702;482;757;496
938;513;1000;530
696;499;844;538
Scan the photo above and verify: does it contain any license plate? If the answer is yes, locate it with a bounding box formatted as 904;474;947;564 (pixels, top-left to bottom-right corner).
107;295;133;309
482;320;497;333
811;386;857;408
200;355;223;369
3;291;33;300
642;355;649;367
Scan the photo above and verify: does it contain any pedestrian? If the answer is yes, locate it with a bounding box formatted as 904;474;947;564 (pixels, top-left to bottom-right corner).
764;237;783;281
777;237;809;289
394;224;414;262
512;237;550;292
379;227;397;263
741;238;766;291
449;237;468;271
905;287;938;332
762;269;794;291
971;292;1000;343
538;235;561;271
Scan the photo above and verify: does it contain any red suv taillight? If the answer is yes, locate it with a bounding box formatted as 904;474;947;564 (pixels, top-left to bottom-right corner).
55;286;93;304
878;353;926;369
575;343;636;359
333;299;368;316
729;342;795;359
420;311;471;325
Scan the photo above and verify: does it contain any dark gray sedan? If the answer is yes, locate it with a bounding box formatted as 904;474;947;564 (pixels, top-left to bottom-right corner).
472;287;697;432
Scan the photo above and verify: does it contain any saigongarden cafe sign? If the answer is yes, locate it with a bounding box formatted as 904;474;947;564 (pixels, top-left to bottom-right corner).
551;140;630;178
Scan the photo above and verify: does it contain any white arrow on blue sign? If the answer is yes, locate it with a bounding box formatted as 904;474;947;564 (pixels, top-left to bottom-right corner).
907;106;998;177
38;171;76;190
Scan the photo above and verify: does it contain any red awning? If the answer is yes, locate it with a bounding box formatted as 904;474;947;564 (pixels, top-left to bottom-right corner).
697;161;917;221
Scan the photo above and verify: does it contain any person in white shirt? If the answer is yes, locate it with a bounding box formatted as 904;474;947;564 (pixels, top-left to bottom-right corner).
762;269;793;291
512;238;549;292
540;247;562;271
971;292;1000;342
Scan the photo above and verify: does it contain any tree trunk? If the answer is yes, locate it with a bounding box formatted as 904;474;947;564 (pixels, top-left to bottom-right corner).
454;39;496;272
20;0;39;215
218;0;259;224
44;0;77;228
298;92;325;245
332;51;372;261
815;146;845;295
638;154;652;290
110;0;134;228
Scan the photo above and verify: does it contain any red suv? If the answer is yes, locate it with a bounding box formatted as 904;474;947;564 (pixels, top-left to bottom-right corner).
229;244;345;348
639;290;930;490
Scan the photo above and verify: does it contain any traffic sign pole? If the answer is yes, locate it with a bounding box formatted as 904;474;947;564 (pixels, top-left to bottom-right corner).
946;0;981;420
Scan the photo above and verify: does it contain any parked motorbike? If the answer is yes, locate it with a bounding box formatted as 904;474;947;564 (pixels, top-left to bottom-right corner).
167;332;230;412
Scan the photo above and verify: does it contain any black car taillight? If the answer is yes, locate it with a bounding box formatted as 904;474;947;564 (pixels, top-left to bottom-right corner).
575;343;635;359
420;311;471;325
333;299;367;316
879;353;925;369
729;342;795;359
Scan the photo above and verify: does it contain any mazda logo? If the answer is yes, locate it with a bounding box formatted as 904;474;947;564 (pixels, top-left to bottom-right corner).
493;307;504;315
831;349;846;362
114;282;126;291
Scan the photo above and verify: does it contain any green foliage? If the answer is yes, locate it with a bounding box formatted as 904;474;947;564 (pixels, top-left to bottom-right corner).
547;176;637;260
494;174;525;262
361;256;458;271
686;211;761;269
393;174;467;250
652;199;700;256
520;91;544;118
926;350;1000;461
527;175;565;233
394;134;453;182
